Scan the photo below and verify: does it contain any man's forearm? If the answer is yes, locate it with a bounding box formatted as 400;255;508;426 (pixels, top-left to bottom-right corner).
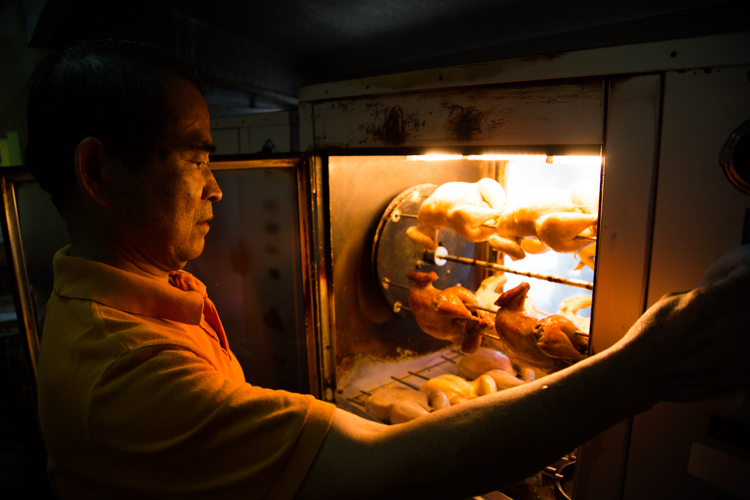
296;339;659;500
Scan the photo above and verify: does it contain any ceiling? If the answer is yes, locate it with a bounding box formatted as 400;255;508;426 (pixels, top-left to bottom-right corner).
22;0;749;116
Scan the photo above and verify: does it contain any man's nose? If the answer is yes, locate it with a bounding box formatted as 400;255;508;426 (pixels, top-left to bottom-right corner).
202;165;223;202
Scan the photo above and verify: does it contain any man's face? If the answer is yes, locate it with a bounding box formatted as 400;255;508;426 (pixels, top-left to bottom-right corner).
108;77;222;274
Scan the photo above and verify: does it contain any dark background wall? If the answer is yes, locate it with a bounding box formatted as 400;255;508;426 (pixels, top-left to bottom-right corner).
6;0;750;141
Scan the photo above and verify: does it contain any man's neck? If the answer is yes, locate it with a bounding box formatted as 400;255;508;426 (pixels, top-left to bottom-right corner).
69;241;173;285
64;211;173;285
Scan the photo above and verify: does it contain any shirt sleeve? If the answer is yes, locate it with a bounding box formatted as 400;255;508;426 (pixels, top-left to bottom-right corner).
88;344;335;499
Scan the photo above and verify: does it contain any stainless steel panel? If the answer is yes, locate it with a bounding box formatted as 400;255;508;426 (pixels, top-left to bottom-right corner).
312;79;604;149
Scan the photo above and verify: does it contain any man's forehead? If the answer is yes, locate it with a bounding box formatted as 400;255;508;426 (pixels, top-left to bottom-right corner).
162;88;214;152
161;124;214;152
161;77;211;129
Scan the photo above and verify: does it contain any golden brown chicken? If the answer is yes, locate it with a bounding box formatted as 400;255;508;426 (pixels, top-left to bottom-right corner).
492;282;586;373
406;178;507;251
407;271;495;354
488;183;598;260
491;282;563;373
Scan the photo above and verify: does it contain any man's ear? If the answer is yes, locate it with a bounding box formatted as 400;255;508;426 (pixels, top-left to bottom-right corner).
74;137;112;208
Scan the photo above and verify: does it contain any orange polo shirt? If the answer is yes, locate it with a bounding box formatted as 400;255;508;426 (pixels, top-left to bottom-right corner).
37;246;335;499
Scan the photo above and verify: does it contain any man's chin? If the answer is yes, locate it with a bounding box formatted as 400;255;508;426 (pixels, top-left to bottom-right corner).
176;240;206;265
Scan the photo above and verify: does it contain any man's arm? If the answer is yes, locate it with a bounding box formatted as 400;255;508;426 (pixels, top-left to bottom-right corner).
294;271;750;500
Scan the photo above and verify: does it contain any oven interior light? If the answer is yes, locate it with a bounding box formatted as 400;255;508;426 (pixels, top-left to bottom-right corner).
406;154;602;166
407;154;464;161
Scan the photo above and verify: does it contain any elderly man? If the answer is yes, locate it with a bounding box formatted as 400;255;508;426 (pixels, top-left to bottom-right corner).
27;39;750;500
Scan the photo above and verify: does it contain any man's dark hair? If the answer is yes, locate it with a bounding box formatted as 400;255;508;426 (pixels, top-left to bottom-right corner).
25;39;207;212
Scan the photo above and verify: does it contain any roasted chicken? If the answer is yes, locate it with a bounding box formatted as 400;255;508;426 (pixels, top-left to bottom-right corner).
406;178;507;251
473;274;507;313
484;369;526;390
556;295;592;333
488;181;598;260
407;271;495;354
365;386;431;424
534;315;587;361
457;348;516;379
492;282;586;373
419;373;497;405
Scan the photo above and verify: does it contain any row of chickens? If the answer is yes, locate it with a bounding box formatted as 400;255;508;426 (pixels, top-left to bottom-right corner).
407;271;590;373
365;349;526;424
370;177;597;423
405;178;599;264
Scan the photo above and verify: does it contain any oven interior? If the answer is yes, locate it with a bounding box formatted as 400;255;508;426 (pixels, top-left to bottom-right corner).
328;153;602;499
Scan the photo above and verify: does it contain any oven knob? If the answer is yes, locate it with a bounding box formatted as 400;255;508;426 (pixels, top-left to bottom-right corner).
720;118;750;195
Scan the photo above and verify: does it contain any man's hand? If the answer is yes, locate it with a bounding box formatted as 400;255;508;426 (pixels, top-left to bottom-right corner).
621;247;750;403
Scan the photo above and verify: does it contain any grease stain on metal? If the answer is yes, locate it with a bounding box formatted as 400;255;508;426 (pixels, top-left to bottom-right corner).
608;231;617;249
363;104;423;145
380;106;406;144
444;103;482;142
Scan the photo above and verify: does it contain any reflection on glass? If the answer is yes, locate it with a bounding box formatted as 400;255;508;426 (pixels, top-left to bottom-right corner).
9;172;309;395
185;168;309;394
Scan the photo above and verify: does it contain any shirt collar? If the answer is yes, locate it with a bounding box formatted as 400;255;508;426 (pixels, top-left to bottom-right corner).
52;246;204;325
